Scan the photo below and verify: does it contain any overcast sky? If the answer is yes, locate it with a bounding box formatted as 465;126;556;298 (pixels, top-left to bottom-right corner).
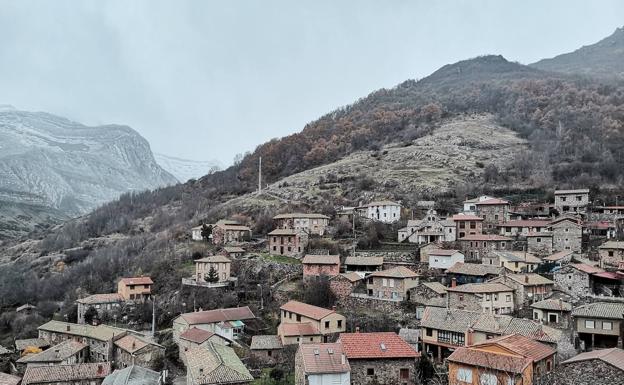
0;1;622;165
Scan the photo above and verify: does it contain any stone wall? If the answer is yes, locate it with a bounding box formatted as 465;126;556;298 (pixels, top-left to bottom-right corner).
349;358;417;385
544;359;623;385
338;295;404;315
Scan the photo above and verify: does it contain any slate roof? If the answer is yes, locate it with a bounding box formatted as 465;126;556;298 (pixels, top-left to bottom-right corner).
102;365;161;385
179;307;255;325
448;347;531;374
38;321;127;342
344;256;384;266
277;322;320;337
15;338;50;351
458;234;513;241
280;301;336;320
369;266;419;279
600;241;624;250
429;249;461;257
446;262;503;276
555;189;589;195
530;299;572;312
76;293;124;305
0;373;21;385
298;343;350;374
332;272;363;283
446;282;513;294
562;348;624;371
474;198;510;205
186;344;253;385
17;340;87;364
362;201;401;207
339;332;418;359
114;334;162;354
498;219;550;228
543;250;573;261
223;246;245;253
422;282;447;295
250;335;283;350
302;255;340;265
118;277;153;286
572;302;624;320
22;363;111;385
268;229;300;236
420;307;482;333
493;251;541;264
502;274;554;286
195;255;232;263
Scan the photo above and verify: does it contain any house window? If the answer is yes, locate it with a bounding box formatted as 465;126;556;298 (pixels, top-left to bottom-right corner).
267;350;272;357
549;313;558;323
546;360;552;371
400;368;409;380
537;238;541;243
609;251;614;257
426;328;433;337
585;320;595;329
506;295;512;302
337;320;342;328
367;368;375;376
382;278;388;287
325;321;330;329
480;373;497;385
486;294;491;300
561;197;567;202
296;315;301;322
603;322;613;330
470;222;476;229
457;368;472;383
533;312;539;320
389;279;395;288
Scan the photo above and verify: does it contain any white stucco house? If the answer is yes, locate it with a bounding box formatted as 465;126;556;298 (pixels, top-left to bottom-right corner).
463;195;495;214
359;200;402;223
428;249;465;269
191;225;203;241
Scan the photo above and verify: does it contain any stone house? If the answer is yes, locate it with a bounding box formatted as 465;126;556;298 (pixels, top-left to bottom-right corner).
491;273;554;309
185;343;253;385
250;335;283;363
76;293;124;325
21;363;111;385
302;254;340;281
117;277;153;301
572;302;624;351
172;307;256;342
531;298;573;328
358;200;402;223
178;327;230;365
398;209;456;244
542;250;573;268
267;229;308;257
553;263;603;297
447;334;556;385
329;272;363;300
474;197;511;233
339;332;419;385
277;323;322;346
407;282;447;319
599;241;624;268
445;262;505;285
549;217;583;254
463;195;495;214
553;348;624;385
483;250;541;273
343;256;383;273
37;321;127;363
527;232;554;255
211;221;252;246
113;334;164;370
457;234;513;262
273;213;330;236
102;365;162;385
222;246;245;258
294;343;350;385
194;255;231;284
16;340;88;369
452;214;484;239
278;301;346;345
554;189;589;215
428;249;464;270
0;373;21;385
446;282;515;314
365;266;419;301
498;219;551;237
14;339;50;355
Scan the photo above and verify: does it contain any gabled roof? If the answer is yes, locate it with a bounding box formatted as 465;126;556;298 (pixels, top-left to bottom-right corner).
470;334;556;362
429;249;461;257
422;282;447;295
572;302;624;320
102;365;161;385
114;334;162;354
451;214;483;221
361;201;401;207
474;198;510;206
215;223;251;231
195;255;232;263
420;307;482;333
76;293;124;305
555;189;589;195
530;298;572;312
448;347;532;374
250;335;283;350
268;228;300;236
568;263;604;275
458;234;513;241
344;256;383;266
298;343;350;374
599;241;624;250
186;344;253;385
17;340;87;364
502;274;554;286
498;219;550;228
369;266;419;279
548;216;582;227
543;250;573;261
179;307;255;325
302;255;340;265
37;321;127;342
22;363;111;385
0;373;21;385
277;322;320;337
273;213;329;219
15;338;49;351
446;282;513;294
180;327;218;344
492;251;541;264
339;332;418;359
280;301;336;320
446;262;503;277
118;277;153;286
331;272;363;283
562;348;624;372
223;246;245;253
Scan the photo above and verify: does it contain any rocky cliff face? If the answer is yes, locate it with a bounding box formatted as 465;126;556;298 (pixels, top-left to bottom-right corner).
154;153;221;183
0;106;177;238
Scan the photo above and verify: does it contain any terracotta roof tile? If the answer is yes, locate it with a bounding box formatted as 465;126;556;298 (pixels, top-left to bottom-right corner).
471;334;556;362
180;327;217;344
278;322;320;337
446;262;503;276
195;255;232;263
0;373;21;385
458;234;513;241
185;344;253;384
22;363;111;385
369;266;419;279
448;347;531;374
429;249;461;256
446;282;513;294
119;277;153;286
339;332;418;359
179;307;255;325
302;255;340;265
298;343;350;374
280;301;335;320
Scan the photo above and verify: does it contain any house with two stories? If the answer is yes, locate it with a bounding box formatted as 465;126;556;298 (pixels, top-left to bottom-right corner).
178;327;230;365
358;201;402;223
483;250;542;273
278;301;346;345
428;249;464;270
549;216;583;254
365;266;419;301
273;213;330;236
555;348;624;385
185;343;253;385
553;263;603;298
302;254;340;281
457;234;513;262
571;302;624;351
329;272;364;300
294;343;350;385
531;298;573;328
211;221;252;246
192;255;232;285
343;256;383;273
76;294;124;325
599;241;624;268
112;334;164;370
250;335;283;363
267;229;308;257
117;277;153;301
172;307;256;342
491;273;554;309
498;219;551;237
452;214;484;239
474;197;511;233
445;262;506;285
554;189;589;216
21;363;111;385
397;209;456;244
16;340;88;369
446;282;515;314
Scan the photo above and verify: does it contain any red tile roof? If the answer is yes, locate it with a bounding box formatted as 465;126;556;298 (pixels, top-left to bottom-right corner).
593;271;621;280
180;306;255;325
298;343;350;374
119;277;153;285
280;301;335;320
369;266;419;279
570;263;604;275
429;249;461;256
22;363;111;385
339;332;419;359
471;334;556;362
458;234;513;241
448;347;531;374
179;327;216;344
498;219;550;227
452;214;484;221
278;322;320;337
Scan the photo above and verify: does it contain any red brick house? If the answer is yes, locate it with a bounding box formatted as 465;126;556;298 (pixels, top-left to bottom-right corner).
302;254;340;281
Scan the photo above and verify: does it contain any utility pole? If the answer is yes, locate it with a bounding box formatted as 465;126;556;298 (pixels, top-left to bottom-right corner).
258;156;262;195
151;295;156;337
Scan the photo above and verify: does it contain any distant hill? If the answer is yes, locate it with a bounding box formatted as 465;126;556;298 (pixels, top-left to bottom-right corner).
0;106;177;238
531;27;624;79
154;153;221;183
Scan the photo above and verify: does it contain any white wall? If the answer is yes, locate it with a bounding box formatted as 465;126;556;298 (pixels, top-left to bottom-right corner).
308;372;350;385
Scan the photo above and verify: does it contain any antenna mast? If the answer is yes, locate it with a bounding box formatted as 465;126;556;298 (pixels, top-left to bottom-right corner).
258;156;262;195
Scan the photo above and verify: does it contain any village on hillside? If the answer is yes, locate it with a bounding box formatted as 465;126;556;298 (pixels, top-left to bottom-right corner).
1;188;623;385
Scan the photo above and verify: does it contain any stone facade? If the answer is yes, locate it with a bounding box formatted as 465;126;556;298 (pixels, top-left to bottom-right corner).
554;266;592;297
527;233;553;255
550;219;582;254
37;329;119;363
212;223;252;245
114;341;164;370
458;237;513;262
546;359;623;385
268;230;308;257
554;189;589;215
348;358;416;385
365;274;419;301
475;203;510;233
329;274;361;300
447;289;514;314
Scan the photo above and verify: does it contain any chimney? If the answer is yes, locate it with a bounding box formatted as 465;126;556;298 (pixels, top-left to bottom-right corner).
66;325;71;332
466;328;474;346
524;275;529;284
451;278;457;288
355;326;360;333
97;364;104;375
132;341;136;349
332;305;337;311
341;354;346;365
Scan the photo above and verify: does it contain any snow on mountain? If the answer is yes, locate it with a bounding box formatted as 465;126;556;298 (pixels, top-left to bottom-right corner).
154;153;221;183
0;108;178;238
